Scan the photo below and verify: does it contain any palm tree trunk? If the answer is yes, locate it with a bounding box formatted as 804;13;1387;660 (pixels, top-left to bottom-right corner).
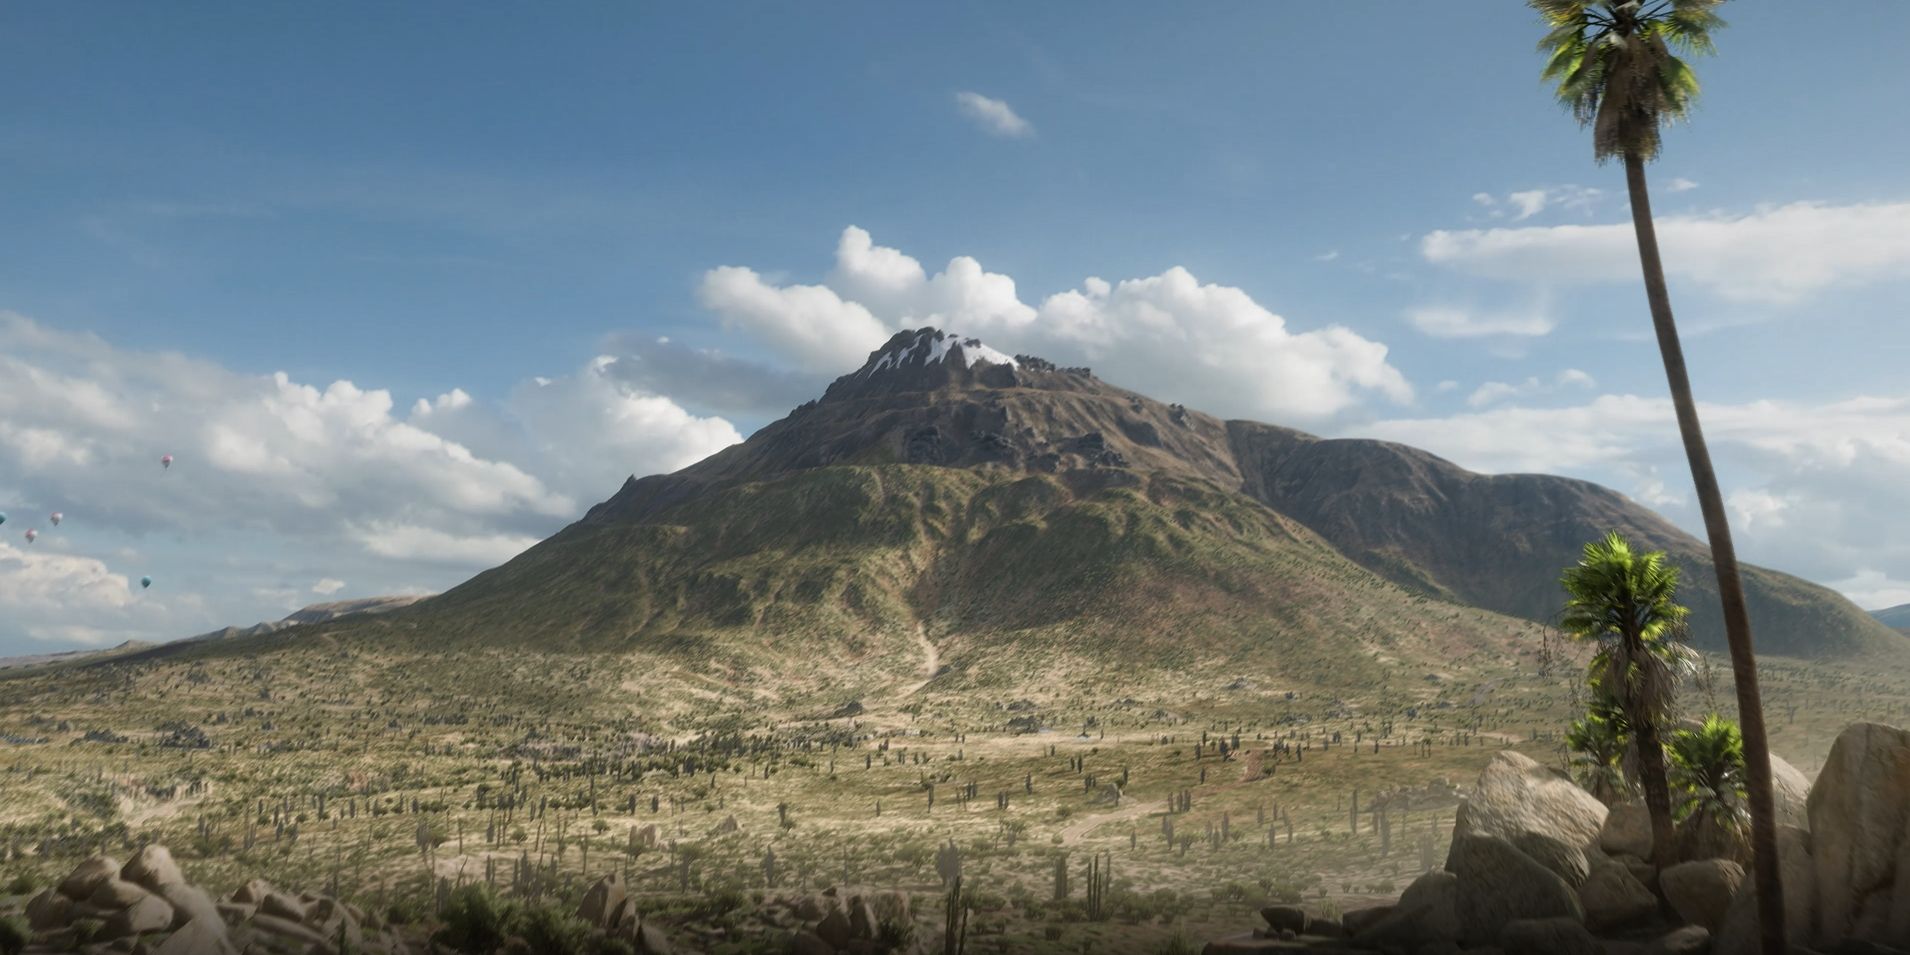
1631;717;1676;870
1624;154;1785;953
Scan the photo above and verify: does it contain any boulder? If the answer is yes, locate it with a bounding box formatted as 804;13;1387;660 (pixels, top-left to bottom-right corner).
247;912;329;946
214;901;255;924
848;896;879;939
257;889;309;922
815;907;853;949
120;846;186;891
1353;871;1459;949
1713;823;1815;953
88;878;152;910
153;916;237;955
58;856;123;901
1770;752;1811;830
794;896;826;921
577;874;627;928
1446;752;1606;887
1260;906;1307;934
1450;833;1584;945
229;880;278;905
26;888;72;930
1498;916;1600;955
1644;925;1711;955
1305;915;1346;938
1340;905;1394;936
154;883;219;930
1808;722;1910;946
1599;800;1654;860
101;893;174;939
608;897;641;933
1577;853;1658;933
635;920;675;954
1661;859;1743;932
787;931;834;955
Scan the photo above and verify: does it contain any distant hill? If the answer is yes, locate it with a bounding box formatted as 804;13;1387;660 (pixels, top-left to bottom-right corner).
185;595;427;643
124;327;1907;683
1873;603;1910;633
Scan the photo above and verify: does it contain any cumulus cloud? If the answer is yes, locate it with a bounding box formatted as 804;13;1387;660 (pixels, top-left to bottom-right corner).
0;311;741;651
697;227;1412;421
1465;369;1598;409
1472;186;1604;221
312;577;345;596
953;91;1034;138
1357;392;1910;608
595;335;823;419
1422;200;1910;305
1404;306;1556;339
0;541;140;645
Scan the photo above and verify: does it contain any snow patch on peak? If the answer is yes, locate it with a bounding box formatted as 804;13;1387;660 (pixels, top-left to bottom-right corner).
862;329;1017;378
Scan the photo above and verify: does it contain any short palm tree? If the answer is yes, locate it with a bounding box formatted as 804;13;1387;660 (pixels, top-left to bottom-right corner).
1565;692;1635;805
1560;532;1689;867
1669;714;1751;862
1530;2;1786;949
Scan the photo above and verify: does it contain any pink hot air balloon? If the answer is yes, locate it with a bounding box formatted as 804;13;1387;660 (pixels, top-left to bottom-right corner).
49;512;62;527
160;454;174;469
24;529;37;544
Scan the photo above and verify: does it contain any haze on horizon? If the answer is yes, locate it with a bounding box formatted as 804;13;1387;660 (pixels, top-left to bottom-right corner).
3;2;1909;652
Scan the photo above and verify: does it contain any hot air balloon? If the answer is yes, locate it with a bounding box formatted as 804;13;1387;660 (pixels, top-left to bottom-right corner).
161;454;173;469
49;512;62;527
140;576;152;590
24;529;37;544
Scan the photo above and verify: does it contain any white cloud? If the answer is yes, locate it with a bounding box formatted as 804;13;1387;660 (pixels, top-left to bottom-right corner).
1667;178;1699;193
696;266;891;373
0;311;742;651
1829;569;1910;612
953;91;1034;138
701;227;1413;422
1422;200;1910;305
1404;306;1556;339
1473;186;1604;222
0;541;142;645
1508;190;1549;221
1356;392;1910;597
1466;368;1602;409
312;577;345;596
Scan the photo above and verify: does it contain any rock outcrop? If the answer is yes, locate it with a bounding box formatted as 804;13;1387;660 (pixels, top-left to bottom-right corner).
1445;752;1606;887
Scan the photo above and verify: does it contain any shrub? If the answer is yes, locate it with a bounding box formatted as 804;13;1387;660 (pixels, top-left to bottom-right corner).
0;916;27;955
433;885;519;954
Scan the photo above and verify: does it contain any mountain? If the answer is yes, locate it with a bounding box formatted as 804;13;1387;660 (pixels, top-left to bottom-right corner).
184;595;427;642
151;327;1905;678
1874;603;1910;633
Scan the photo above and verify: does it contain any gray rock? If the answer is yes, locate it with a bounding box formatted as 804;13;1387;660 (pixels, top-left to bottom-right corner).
815;907;853;949
1497;916;1599;955
1450;834;1584;945
153;883;218;931
848;896;878;939
27;888;72;930
101;893;173;939
608;897;641;934
577;873;627;928
1809;722;1910;947
1354;871;1460;948
1447;752;1607;888
1661;859;1743;932
229;880;277;905
1644;924;1711;955
257;890;308;922
1260;905;1307;934
1600;800;1655;860
1770;752;1811;831
247;912;328;946
635;920;675;954
88;879;151;910
58;857;123;901
1713;823;1815;953
1340;904;1394;936
120;846;186;891
787;931;834;955
1577;853;1658;934
152;916;236;955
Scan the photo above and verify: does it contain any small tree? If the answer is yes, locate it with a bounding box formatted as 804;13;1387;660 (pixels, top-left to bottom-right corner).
1668;714;1750;863
1565;692;1635;806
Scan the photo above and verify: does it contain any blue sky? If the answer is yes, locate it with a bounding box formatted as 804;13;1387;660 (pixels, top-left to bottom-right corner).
4;3;1909;652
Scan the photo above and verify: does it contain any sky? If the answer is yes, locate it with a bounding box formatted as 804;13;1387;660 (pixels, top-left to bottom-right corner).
3;3;1909;653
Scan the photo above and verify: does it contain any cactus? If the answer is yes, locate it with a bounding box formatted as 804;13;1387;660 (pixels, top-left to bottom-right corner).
1053;853;1069;901
1085;851;1111;920
942;874;968;955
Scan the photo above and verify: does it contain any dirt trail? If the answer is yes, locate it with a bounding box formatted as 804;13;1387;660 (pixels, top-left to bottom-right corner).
895;623;938;699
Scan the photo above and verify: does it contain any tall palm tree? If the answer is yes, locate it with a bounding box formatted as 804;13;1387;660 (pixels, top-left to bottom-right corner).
1560;532;1691;869
1529;3;1786;950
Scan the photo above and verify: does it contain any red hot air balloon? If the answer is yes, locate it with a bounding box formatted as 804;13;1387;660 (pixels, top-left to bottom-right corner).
161;454;173;469
24;529;37;544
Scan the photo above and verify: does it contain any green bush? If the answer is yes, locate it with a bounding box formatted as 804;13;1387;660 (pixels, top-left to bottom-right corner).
3;873;36;896
433;885;520;954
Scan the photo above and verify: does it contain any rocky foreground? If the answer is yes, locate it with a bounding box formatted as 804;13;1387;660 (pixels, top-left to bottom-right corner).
1202;721;1910;955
